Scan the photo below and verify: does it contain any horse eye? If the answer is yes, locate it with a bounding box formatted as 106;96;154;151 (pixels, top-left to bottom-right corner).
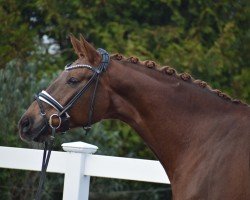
67;77;80;85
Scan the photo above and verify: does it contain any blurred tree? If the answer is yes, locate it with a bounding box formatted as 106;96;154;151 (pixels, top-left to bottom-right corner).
0;0;35;67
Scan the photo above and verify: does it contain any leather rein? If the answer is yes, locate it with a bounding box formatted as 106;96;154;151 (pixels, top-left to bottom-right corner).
34;48;110;200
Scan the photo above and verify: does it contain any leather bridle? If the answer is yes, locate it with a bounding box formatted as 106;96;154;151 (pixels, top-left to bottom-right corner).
35;48;110;135
34;48;109;200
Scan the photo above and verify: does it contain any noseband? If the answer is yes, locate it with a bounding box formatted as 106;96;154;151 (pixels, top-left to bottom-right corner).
35;48;110;134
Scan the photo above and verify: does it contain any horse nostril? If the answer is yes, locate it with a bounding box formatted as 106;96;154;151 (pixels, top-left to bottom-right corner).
21;117;32;133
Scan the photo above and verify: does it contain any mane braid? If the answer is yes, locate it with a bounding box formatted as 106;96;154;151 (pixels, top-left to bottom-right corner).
111;54;248;106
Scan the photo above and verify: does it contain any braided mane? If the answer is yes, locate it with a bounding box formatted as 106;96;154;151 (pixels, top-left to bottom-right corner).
111;54;248;106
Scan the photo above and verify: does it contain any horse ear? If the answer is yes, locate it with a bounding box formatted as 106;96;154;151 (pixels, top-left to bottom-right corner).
79;34;101;65
69;34;86;58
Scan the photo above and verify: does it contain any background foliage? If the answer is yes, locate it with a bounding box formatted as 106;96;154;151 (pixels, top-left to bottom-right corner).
0;0;249;199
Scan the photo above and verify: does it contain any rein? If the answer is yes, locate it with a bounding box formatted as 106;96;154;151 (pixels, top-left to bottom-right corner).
34;48;110;200
35;128;55;200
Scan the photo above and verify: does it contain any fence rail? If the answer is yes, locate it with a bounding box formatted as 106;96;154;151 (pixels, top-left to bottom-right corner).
0;141;169;200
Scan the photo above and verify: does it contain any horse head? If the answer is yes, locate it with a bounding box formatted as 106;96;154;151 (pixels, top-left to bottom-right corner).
19;35;111;142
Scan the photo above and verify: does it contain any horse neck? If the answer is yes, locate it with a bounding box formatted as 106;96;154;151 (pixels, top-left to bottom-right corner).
104;59;238;179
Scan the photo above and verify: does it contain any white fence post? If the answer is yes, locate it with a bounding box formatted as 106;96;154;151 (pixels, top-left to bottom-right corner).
61;141;98;200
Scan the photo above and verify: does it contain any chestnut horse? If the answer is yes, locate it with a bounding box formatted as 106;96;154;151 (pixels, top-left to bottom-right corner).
19;35;250;200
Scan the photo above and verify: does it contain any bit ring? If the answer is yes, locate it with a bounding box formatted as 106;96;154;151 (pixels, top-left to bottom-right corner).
49;114;61;129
